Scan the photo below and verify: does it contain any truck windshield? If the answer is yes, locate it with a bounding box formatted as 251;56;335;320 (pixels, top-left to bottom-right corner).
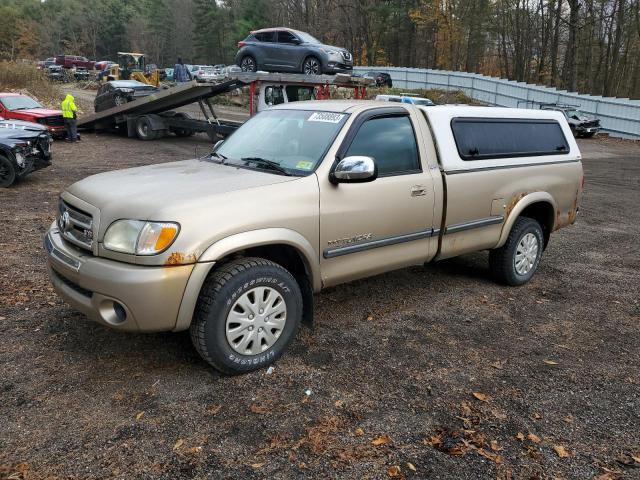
0;96;42;111
214;109;348;175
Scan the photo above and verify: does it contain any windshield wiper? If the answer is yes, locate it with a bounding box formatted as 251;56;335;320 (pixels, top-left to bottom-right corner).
240;157;292;176
210;151;227;162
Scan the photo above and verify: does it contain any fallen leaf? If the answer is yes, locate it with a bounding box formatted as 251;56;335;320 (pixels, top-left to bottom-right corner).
491;360;505;370
532;412;542;419
594;473;621;480
186;446;202;454
563;415;574;423
472;392;490;402
516;432;525;441
490;440;502;451
334;400;344;407
250;404;269;414
491;409;507;420
371;435;392;446
543;359;559;365
527;433;541;444
553;445;570;458
477;448;503;464
407;462;417;471
632;454;640;463
354;428;364;436
366;315;373;321
251;463;264;469
207;404;222;415
173;439;184;450
387;465;401;477
616;453;639;466
136;411;144;421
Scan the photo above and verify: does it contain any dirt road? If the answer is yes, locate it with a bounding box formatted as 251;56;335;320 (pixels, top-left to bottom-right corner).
0;132;638;479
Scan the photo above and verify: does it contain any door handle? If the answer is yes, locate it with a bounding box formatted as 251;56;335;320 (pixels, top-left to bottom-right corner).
411;185;427;196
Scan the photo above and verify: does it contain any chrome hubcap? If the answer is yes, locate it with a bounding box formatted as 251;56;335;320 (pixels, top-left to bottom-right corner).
225;286;287;355
514;233;539;275
304;59;319;74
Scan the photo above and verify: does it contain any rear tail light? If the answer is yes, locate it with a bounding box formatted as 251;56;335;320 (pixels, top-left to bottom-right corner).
238;41;246;48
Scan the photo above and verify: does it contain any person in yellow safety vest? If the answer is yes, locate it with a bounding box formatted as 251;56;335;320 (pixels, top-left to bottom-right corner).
61;93;78;142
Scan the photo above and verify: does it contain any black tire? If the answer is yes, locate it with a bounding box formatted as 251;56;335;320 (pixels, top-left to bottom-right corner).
386;80;393;88
135;116;158;141
172;112;194;137
240;55;257;72
489;217;544;286
582;132;596;138
190;257;303;375
0;155;16;188
302;56;322;75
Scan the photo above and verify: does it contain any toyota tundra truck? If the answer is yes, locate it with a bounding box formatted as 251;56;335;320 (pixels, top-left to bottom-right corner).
45;101;584;374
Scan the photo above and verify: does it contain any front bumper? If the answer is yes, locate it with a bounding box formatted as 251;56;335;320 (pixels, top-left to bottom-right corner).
45;223;194;332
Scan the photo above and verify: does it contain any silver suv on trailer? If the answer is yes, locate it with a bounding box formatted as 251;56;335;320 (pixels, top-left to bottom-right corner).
235;28;353;75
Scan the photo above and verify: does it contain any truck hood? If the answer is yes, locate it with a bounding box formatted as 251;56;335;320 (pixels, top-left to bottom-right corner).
66;158;298;222
10;108;62;118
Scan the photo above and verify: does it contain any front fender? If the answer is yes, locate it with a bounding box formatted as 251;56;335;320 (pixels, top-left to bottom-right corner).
173;228;320;331
495;192;557;248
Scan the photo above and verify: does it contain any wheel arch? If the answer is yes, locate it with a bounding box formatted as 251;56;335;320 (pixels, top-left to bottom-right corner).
496;192;557;249
173;228;319;331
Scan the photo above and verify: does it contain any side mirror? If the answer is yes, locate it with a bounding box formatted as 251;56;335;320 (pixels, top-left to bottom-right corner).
330;156;377;184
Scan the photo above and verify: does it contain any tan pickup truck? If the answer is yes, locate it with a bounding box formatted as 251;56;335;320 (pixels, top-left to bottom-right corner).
45;101;583;374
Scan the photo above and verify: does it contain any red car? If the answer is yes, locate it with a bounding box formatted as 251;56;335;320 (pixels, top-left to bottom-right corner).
0;93;65;137
55;55;95;70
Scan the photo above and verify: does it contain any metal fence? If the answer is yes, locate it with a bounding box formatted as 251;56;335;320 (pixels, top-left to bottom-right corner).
354;66;640;139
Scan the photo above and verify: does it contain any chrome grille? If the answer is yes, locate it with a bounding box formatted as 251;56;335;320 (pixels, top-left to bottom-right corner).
40;115;65;127
58;199;94;252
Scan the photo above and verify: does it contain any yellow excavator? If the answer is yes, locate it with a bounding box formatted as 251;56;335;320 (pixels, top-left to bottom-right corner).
106;52;160;87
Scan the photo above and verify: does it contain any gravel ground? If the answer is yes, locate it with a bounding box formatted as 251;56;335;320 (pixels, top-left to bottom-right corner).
0;131;638;480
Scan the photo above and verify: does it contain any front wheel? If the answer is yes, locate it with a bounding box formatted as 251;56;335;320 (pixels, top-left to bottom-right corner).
302;56;321;75
489;217;544;286
0;155;16;188
190;257;303;374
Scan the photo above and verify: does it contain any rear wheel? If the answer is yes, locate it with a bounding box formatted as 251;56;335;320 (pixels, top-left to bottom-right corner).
240;56;257;72
135;116;159;141
190;257;303;375
489;217;544;286
302;56;321;75
172;112;195;137
0;155;16;188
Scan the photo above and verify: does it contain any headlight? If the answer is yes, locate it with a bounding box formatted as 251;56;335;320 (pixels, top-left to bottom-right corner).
103;220;179;255
14;151;25;168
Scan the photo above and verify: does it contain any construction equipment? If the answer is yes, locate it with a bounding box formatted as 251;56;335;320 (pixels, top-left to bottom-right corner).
106;52;160;87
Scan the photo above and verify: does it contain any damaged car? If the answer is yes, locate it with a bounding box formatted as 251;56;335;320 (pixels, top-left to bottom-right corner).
94;80;159;113
540;104;601;137
0;118;52;187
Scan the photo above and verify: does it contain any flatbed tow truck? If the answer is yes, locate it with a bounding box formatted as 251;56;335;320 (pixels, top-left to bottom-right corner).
77;72;371;141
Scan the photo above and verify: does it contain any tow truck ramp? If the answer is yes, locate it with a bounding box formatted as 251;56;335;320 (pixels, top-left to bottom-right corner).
77;72;371;141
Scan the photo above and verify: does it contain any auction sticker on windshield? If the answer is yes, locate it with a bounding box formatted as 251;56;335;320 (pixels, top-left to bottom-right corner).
308;112;345;123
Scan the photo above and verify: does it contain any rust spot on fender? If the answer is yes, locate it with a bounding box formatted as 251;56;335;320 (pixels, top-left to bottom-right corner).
165;252;197;266
555;189;579;230
504;192;528;219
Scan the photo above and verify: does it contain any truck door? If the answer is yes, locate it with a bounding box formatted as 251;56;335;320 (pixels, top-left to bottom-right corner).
318;108;436;287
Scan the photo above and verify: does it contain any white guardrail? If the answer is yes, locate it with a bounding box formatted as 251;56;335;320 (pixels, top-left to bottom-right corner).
354;66;640;139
